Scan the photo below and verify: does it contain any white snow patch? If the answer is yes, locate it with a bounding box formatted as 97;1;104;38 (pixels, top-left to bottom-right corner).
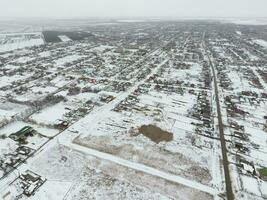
30;102;72;125
58;35;72;42
254;39;267;49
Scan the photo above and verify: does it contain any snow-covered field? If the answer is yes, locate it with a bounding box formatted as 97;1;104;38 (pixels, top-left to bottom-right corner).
24;145;213;200
73;86;214;187
58;35;72;42
0;21;266;200
0;33;44;53
30;102;74;125
254;39;267;49
224;18;267;25
0;102;29;122
0;121;59;139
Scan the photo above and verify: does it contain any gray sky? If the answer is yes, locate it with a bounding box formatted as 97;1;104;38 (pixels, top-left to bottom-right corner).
1;0;267;18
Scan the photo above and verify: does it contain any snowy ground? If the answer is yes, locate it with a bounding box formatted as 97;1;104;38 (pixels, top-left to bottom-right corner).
0;33;44;53
253;39;267;49
0;21;266;200
20;145;213;200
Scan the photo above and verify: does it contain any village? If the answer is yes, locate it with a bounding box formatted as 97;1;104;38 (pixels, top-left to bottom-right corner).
0;20;266;200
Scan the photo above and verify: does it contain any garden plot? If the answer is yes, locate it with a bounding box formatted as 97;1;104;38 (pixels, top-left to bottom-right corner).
253;39;267;49
74;89;213;186
245;50;259;61
25;77;66;97
239;104;266;124
0;73;33;88
38;51;51;58
30;85;58;95
241;175;262;198
0;170;47;200
14;56;36;64
29;102;75;126
0;138;19;179
140;90;198;117
13;91;46;103
75;80;107;93
0;121;58;140
68;92;99;102
223;92;267;199
152;61;206;89
66;171;173;200
29;145;87;181
49;75;71;88
54;54;84;67
0;102;30;122
0;137;17;158
1;180;72;200
227;65;264;92
260;181;267;198
165;62;202;81
89;45;111;52
58;35;72;42
213;46;228;59
56;88;103;112
26;145;212;200
231;108;267;164
2;64;21;72
0;121;57;179
6;77;55;100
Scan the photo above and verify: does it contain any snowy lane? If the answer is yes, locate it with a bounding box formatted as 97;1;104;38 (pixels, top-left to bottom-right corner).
202;37;234;200
69;143;217;196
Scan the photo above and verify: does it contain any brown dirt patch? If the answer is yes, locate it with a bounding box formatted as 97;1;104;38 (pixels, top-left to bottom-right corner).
138;124;173;144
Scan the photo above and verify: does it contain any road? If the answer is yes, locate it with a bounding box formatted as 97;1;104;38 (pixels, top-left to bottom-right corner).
202;33;234;200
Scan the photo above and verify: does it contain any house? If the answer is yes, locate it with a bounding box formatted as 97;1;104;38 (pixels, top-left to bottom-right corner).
9;126;35;142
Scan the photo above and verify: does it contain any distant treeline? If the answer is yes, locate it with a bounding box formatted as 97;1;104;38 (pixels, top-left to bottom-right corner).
42;31;94;43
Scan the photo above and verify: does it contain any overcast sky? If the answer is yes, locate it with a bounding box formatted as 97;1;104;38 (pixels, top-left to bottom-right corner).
1;0;267;18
